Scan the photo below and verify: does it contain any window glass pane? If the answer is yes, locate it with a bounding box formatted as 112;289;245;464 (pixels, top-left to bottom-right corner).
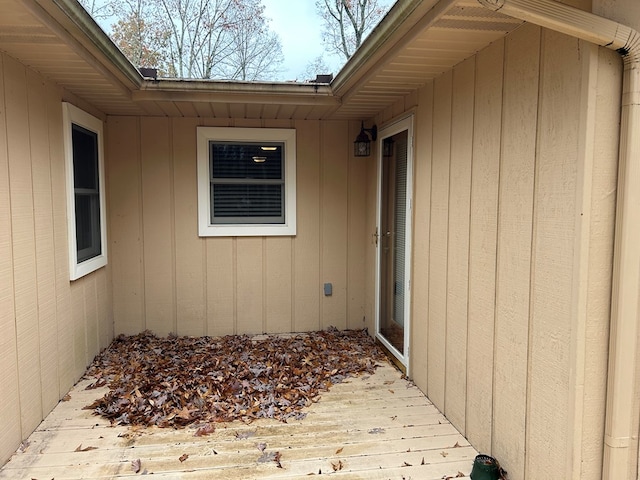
72;124;98;190
211;142;283;180
212;184;284;223
75;193;101;262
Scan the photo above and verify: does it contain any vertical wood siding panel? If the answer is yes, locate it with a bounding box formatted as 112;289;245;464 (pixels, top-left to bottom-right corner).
96;267;113;350
5;55;43;436
46;83;74;394
83;276;99;363
265;237;293;333
0;53;22;467
293;120;321;332
236;237;263;334
172;117;205;336
466;39;504;453
69;279;86;379
347;120;367;330
428;70;452;411
445;57;475;433
578;47;620;480
140;117;175;336
493;24;540;479
107;117;144;335
526;30;580;478
27;70;59;414
321;121;348;330
207;238;235;335
410;81;434;394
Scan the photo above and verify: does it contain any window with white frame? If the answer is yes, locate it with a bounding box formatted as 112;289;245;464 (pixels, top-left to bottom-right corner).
197;127;296;236
62;103;107;280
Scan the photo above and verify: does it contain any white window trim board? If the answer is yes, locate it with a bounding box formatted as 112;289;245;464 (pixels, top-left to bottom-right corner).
197;126;297;237
62;102;108;280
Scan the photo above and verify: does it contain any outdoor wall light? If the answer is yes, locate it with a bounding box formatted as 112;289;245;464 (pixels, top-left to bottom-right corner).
354;121;377;157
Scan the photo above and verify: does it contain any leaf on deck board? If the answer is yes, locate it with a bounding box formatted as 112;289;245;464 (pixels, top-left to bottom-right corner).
194;423;215;436
74;445;98;452
178;453;189;462
131;458;141;473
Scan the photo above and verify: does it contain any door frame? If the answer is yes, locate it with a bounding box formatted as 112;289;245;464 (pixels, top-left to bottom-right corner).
374;115;414;373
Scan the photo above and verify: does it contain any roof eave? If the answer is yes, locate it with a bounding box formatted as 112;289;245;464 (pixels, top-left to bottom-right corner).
26;0;143;90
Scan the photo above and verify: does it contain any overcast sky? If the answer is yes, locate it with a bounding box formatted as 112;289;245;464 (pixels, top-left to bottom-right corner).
262;0;342;81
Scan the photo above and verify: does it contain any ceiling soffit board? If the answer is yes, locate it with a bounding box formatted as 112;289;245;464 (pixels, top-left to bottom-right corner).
332;0;523;120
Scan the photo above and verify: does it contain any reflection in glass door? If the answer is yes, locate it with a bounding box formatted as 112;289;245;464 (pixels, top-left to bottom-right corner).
377;120;411;364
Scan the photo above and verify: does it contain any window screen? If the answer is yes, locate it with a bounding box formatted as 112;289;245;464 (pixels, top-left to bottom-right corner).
210;142;285;224
72;123;101;263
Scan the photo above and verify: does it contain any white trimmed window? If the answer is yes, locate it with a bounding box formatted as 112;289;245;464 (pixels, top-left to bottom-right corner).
197;127;296;236
62;103;107;280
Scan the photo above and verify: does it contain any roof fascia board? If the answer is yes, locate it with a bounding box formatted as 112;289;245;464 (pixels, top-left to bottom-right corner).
135;80;339;106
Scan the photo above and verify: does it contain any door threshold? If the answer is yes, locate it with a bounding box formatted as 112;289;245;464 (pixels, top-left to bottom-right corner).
375;338;407;375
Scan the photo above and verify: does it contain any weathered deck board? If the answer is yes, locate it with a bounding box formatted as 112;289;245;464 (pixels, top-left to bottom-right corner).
0;361;476;479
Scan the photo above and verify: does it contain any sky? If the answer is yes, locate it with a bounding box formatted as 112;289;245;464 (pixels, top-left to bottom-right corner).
261;0;342;81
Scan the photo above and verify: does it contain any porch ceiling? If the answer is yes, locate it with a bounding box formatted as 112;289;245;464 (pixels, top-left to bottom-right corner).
0;0;523;120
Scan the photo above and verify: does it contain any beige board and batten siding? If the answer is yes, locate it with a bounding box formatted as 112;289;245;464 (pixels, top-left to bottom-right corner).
0;52;114;466
391;24;620;480
107;117;371;337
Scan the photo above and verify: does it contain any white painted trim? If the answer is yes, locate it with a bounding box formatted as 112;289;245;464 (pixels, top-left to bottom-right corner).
62;102;108;281
196;127;297;237
374;115;415;374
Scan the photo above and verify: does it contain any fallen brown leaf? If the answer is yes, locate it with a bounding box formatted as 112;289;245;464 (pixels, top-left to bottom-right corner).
179;453;189;463
62;394;71;402
74;445;97;452
331;460;344;471
84;329;384;428
441;451;449;457
335;447;343;455
194;423;215;436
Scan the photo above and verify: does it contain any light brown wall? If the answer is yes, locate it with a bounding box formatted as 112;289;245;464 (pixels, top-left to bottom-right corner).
106;117;371;337
382;25;621;480
0;53;113;465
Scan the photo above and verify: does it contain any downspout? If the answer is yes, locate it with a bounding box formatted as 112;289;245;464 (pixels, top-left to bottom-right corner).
475;0;640;479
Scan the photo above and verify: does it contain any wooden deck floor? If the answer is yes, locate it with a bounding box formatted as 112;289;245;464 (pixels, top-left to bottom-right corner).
0;360;477;479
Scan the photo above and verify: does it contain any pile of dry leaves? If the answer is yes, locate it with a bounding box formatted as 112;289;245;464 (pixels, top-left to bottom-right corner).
84;328;385;428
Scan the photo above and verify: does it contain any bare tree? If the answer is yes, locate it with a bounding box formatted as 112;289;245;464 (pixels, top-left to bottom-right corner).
299;55;333;82
80;0;119;22
110;0;169;74
316;0;388;60
78;0;284;80
217;0;283;80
